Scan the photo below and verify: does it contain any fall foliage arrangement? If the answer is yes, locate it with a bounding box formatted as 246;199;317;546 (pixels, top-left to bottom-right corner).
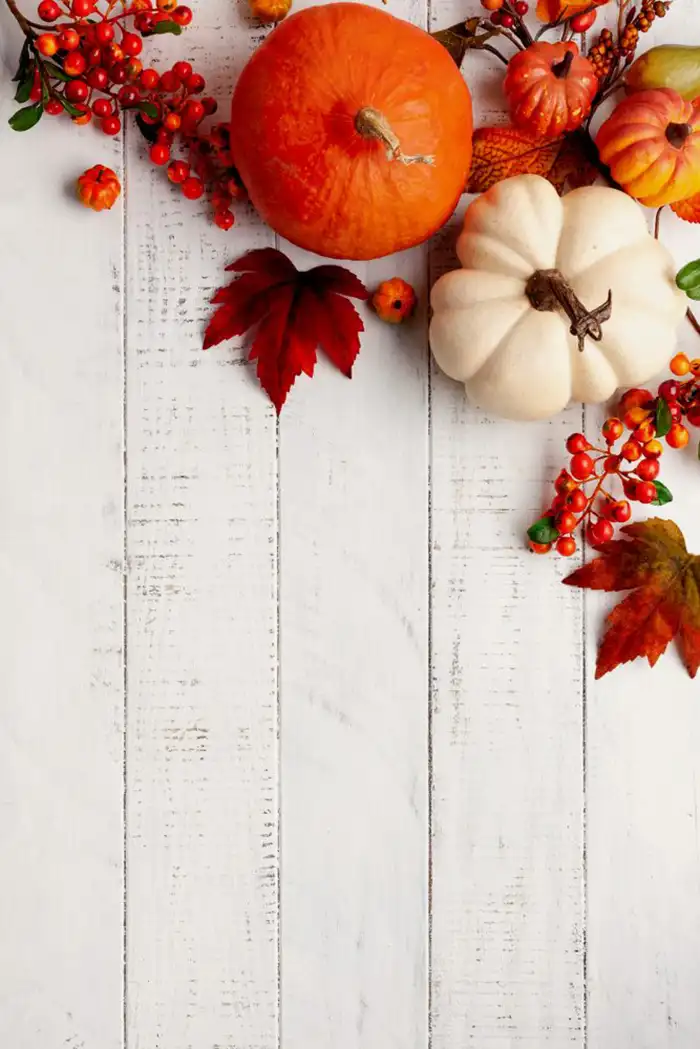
5;0;700;677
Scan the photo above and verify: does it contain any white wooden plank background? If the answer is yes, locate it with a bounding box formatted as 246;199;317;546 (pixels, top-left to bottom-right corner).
1;0;700;1047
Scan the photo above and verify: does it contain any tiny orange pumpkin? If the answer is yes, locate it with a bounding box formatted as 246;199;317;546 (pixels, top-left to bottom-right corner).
504;42;598;140
248;0;290;21
76;164;121;211
597;88;700;206
372;278;417;323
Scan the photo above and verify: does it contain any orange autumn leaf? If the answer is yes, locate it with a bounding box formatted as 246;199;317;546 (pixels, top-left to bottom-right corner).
536;0;608;22
467;125;598;195
564;518;700;679
671;190;700;223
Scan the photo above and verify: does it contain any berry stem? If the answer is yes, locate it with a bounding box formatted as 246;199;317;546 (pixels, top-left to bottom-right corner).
5;0;36;37
687;308;700;339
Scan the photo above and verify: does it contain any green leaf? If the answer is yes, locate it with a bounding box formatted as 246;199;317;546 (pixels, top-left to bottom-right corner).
527;515;560;545
652;481;673;507
139;100;160;120
44;62;71;82
12;38;31;82
676;259;700;300
151;19;183;34
135;113;159;143
14;65;35;104
60;97;84;118
655;397;673;439
8;103;43;132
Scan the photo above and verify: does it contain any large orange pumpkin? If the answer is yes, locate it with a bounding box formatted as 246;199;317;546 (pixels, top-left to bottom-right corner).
230;2;473;260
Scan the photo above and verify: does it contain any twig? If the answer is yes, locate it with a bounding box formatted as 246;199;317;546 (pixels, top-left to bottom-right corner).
654;206;664;240
482;43;511;65
688;308;700;338
4;0;35;36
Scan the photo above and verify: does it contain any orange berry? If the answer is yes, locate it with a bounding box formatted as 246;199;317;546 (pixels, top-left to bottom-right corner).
619;387;653;412
570;451;594;480
666;423;690;449
555;469;577;493
610;499;632;523
621;439;642;461
529;540;552;554
556;536;577;557
670;353;690;376
157;0;177;8
633;419;656;444
566;488;588;513
691;359;700;376
603;454;621;473
601;417;624;443
623;406;649;429
636;480;657;503
482;0;504;8
643;439;663;458
36;32;58;55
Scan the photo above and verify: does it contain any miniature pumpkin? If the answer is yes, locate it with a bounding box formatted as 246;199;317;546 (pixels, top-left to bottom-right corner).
76;164;121;212
504;42;598;139
230;2;473;260
429;175;686;421
372;278;417;323
597;88;700;206
248;0;290;23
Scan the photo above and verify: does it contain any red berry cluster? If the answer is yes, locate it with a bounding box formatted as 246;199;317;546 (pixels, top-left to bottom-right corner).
10;0;245;228
527;354;700;557
480;0;529;30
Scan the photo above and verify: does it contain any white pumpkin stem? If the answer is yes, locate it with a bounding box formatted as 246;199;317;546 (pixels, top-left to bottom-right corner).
355;107;435;166
526;269;612;353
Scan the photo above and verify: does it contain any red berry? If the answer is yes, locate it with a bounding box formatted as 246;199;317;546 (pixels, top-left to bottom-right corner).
601;417;624;443
140;68;160;89
109;62;128;84
118;85;140;105
666;422;690;449
623;478;639;501
134;13;154;32
588;519;615;547
554;469;576;494
566;432;590;454
87;66;109;89
173;60;193;80
514;0;529;11
181;176;204;200
173;5;193;24
687;404;700;428
36;33;58;56
85;45;103;66
149;143;170;165
101;114;122;135
490;10;502;22
214;209;236;231
555;509;577;534
603;454;621;473
556;536;577;557
499;12;515;25
72;0;95;13
92;97;112;117
167;159;190;183
201;96;218;115
636;457;660;482
633;419;656;444
159;70;181;93
610;500;632;523
29;85;42;101
658;380;679;402
636;481;657;504
566;488;588;513
185;72;206;93
121;32;143;57
570;452;594;480
621;439;642;462
44;98;63;115
643;439;663;458
668;401;682;422
183;100;205;124
570;8;597;30
64;52;87;77
58;27;80;50
65;79;89;102
94;22;115;44
37;0;61;20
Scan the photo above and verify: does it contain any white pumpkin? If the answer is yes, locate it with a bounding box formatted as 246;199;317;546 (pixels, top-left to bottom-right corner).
429;174;686;421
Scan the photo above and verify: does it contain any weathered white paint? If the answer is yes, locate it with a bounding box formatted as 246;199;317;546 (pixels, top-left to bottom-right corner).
2;2;700;1048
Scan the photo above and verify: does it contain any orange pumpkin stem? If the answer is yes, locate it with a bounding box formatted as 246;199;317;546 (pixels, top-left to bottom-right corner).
552;49;575;78
526;268;612;353
354;106;435;166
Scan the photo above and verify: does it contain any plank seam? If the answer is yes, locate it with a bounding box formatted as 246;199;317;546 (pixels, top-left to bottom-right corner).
121;118;129;1049
581;401;588;1049
275;234;282;1049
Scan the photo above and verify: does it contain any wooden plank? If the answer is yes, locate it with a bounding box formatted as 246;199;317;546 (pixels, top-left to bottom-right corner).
426;4;586;1027
124;14;279;1048
586;198;700;1048
278;232;430;1049
0;12;124;1047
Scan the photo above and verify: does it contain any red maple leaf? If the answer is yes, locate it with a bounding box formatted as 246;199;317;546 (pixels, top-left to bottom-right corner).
204;248;368;412
564;518;700;679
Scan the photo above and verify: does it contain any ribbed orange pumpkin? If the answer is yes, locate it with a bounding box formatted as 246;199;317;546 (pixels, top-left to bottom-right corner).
230;2;473;260
504;42;598;139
